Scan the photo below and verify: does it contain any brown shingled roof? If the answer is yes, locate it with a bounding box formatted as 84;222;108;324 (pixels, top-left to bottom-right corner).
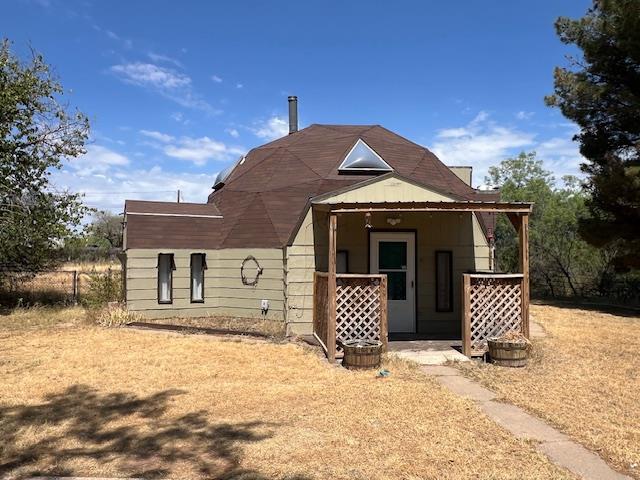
124;125;498;250
124;200;222;249
125;200;221;216
207;124;498;248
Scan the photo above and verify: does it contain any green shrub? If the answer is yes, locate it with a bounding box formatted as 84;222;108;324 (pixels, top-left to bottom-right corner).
81;269;123;307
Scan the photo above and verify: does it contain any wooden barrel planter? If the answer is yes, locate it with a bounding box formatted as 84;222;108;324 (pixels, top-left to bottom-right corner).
487;338;529;367
340;339;382;370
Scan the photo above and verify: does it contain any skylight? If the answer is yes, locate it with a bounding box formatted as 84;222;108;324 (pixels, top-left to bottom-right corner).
338;139;392;172
213;155;244;189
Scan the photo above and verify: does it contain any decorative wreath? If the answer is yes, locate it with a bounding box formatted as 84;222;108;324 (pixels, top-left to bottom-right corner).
240;255;263;286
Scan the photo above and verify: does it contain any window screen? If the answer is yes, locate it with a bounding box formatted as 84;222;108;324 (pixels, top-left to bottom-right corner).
436;251;453;312
157;254;175;304
190;253;207;302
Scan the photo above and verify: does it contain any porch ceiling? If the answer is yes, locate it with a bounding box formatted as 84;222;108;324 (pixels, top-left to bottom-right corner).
312;200;534;214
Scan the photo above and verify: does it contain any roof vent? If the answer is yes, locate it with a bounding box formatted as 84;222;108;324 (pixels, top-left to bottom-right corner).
213;155;244;189
338;139;392;172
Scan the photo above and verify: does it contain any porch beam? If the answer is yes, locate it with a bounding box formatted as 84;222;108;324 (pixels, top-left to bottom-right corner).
327;213;337;363
318;201;533;214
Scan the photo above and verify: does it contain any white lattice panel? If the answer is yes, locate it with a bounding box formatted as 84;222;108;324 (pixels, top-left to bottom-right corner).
469;277;522;352
336;277;382;351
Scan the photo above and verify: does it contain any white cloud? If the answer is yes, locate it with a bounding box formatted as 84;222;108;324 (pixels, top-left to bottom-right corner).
211;75;223;83
225;128;239;138
430;111;584;186
110;62;219;114
52;163;215;213
138;130;244;166
148;52;182;68
431;112;535;184
170;112;189;125
139;130;175;143
516;111;535;120
163;136;244;166
66;145;130;176
253;116;288;141
535;136;584;177
111;62;190;89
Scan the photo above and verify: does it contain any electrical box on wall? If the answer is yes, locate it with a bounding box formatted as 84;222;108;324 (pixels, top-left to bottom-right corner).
261;299;269;313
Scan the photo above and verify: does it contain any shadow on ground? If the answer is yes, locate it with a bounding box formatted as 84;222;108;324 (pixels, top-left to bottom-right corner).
532;298;640;318
0;384;310;479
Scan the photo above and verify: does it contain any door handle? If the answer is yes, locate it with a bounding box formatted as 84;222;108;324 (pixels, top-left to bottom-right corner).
411;280;414;289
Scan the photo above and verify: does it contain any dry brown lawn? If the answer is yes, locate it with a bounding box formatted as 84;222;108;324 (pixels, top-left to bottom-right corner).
60;261;119;272
0;308;571;479
458;303;640;479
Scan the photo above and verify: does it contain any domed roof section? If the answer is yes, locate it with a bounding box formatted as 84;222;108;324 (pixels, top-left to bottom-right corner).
208;124;497;248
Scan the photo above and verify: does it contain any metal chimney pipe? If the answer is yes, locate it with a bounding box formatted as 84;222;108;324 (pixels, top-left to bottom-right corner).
288;95;298;134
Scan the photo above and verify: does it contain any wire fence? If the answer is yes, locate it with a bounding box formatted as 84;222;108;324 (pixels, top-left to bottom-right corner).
0;269;123;307
531;276;640;306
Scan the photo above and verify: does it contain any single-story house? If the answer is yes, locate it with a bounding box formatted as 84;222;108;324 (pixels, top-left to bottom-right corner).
123;97;532;359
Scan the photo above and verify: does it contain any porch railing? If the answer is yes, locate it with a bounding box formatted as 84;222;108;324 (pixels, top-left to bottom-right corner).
461;273;528;356
313;272;388;362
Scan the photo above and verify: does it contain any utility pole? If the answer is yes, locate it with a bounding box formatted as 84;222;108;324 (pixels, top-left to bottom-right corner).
177;189;181;203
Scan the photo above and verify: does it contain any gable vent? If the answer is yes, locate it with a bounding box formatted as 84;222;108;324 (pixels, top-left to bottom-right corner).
338;139;392;173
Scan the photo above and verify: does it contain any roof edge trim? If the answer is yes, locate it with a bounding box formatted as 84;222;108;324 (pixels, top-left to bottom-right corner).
310;171;468;204
126;212;223;219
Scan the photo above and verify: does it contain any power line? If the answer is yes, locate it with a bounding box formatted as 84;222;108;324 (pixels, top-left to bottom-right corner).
78;190;178;195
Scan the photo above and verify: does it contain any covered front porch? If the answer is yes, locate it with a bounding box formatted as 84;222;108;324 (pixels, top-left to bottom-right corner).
310;199;532;362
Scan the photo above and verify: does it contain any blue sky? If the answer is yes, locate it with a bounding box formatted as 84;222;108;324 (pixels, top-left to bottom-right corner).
3;0;589;212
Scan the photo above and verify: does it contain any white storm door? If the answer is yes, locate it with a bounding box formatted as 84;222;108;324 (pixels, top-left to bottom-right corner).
369;232;416;333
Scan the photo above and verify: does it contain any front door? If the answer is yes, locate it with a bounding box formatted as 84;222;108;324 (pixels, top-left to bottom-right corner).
369;232;416;333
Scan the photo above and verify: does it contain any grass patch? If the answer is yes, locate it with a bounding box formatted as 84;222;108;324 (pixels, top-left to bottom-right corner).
457;303;640;478
0;305;88;330
0;307;570;479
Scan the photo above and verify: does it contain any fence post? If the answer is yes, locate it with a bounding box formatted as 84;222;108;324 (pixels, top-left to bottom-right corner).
72;270;78;304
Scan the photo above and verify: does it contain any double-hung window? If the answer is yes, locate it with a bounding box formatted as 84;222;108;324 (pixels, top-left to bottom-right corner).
157;253;175;304
190;253;207;302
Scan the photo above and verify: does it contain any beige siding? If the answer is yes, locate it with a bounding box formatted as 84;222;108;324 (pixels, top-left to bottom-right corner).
316;176;455;203
284;208;318;335
126;248;285;321
448;166;473;186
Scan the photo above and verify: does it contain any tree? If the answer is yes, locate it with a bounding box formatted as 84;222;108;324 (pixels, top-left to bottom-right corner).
86;211;123;250
486;152;613;298
545;0;640;269
0;40;89;274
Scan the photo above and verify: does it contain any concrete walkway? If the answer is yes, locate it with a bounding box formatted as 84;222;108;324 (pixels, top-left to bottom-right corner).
421;365;630;480
387;339;470;365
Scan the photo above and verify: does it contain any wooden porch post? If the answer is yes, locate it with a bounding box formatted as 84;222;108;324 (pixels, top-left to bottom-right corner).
519;213;530;338
379;275;388;352
327;213;337;362
462;273;471;356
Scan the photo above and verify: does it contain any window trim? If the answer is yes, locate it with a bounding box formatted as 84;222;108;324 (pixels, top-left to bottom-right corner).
190;253;207;303
157;253;175;304
435;250;453;312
